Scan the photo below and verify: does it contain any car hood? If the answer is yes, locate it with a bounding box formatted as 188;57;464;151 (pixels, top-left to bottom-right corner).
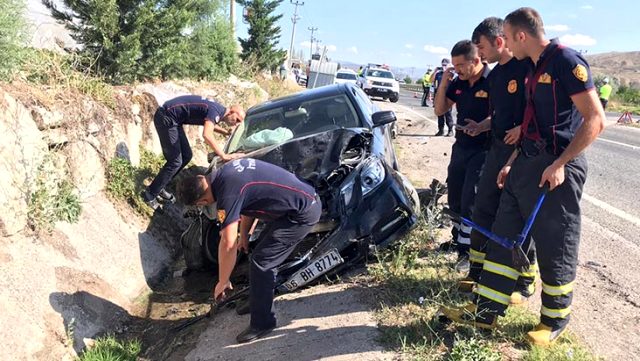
241;128;371;188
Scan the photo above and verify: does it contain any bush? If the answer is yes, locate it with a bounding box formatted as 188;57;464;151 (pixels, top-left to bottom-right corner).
28;157;82;232
403;76;412;84
78;336;140;361
106;149;165;216
614;85;640;105
0;0;27;80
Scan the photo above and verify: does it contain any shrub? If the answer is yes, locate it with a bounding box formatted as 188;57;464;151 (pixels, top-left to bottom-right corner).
0;0;27;80
78;335;140;361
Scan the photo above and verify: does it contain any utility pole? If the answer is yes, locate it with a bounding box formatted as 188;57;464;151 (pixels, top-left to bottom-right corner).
308;26;318;60
288;0;304;66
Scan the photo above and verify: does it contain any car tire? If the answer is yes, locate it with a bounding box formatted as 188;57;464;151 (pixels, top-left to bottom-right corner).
181;215;219;270
389;95;399;103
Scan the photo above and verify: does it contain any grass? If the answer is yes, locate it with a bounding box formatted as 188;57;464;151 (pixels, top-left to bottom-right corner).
78;335;141;361
366;203;599;360
105;148;165;217
27;155;82;232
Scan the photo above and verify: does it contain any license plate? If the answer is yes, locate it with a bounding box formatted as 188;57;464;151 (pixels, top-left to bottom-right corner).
282;249;344;291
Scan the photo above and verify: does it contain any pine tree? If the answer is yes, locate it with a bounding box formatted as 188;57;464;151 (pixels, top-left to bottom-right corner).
237;0;287;72
42;0;235;83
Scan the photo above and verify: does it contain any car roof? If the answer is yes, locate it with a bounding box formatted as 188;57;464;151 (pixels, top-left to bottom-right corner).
246;83;355;115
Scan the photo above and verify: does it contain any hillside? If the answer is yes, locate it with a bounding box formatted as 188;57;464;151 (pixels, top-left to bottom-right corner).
586;51;640;88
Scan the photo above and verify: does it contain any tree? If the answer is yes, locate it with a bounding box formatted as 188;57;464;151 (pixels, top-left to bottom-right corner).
237;0;287;72
403;75;412;84
0;0;27;80
42;0;235;83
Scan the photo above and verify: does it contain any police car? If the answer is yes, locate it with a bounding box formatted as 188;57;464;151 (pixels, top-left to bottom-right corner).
357;66;400;102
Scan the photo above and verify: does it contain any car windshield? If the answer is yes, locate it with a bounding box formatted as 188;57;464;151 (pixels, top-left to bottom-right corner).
336;72;357;80
227;94;362;153
366;69;394;79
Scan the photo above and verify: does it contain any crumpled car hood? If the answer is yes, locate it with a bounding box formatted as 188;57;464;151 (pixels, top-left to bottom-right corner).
243;128;371;188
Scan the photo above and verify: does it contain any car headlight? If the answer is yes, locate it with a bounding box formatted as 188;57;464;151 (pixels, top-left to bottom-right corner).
341;158;386;205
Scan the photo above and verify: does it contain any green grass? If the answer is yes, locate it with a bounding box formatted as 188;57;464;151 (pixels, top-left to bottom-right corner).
105;148;165;217
27;157;82;232
367;208;599;361
78;336;140;361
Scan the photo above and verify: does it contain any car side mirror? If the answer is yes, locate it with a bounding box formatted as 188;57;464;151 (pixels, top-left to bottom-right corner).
372;110;397;128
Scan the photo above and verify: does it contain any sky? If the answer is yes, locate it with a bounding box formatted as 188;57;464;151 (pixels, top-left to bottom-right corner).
234;0;639;70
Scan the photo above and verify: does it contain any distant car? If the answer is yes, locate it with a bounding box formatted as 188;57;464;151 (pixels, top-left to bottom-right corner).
334;69;358;85
357;66;400;102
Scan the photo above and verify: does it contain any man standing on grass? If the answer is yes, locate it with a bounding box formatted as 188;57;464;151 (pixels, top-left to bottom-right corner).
434;40;491;272
453;17;538;305
440;7;605;346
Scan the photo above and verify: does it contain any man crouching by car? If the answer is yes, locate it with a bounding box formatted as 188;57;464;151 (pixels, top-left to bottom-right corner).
177;158;321;343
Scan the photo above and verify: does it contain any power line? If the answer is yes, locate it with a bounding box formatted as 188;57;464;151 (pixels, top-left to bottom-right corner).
288;0;304;66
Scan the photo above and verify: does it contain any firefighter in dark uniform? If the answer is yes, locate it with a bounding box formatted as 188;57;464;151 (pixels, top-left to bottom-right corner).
431;59;455;136
455;17;538;305
440;8;605;346
142;95;245;210
177;158;321;343
434;40;491;271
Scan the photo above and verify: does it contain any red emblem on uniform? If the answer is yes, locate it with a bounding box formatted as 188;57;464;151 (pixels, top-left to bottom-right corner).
455;89;462;95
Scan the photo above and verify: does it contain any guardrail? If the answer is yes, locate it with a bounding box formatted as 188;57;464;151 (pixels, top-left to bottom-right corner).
400;83;423;92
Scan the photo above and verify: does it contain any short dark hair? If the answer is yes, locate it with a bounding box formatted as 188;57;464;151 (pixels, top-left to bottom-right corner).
472;17;504;45
451;40;478;61
176;175;208;205
505;7;545;38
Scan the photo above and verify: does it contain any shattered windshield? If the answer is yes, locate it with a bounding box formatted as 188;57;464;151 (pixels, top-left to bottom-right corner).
227;94;361;153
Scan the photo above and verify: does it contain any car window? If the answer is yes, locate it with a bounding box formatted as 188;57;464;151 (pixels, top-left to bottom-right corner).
336;72;357;80
227;94;361;153
365;70;394;79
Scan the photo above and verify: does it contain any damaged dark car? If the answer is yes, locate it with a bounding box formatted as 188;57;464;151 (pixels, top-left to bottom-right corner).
181;83;420;292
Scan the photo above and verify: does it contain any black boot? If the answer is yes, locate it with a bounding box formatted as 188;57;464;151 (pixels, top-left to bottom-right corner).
446;128;454;137
435;128;444;136
236;325;276;344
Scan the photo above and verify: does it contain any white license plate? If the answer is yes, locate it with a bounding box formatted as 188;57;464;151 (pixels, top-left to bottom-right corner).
283;249;344;291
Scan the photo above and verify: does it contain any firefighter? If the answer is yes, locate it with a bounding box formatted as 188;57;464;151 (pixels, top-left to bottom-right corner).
440;7;605;346
434;40;491;272
455;17;538;305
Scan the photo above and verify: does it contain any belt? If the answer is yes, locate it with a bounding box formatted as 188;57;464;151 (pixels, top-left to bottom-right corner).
520;138;550;158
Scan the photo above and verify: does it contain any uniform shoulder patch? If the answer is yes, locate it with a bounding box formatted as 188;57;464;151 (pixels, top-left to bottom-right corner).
475;90;488;98
217;209;226;223
572;64;588;82
539;73;552;84
508;79;518;94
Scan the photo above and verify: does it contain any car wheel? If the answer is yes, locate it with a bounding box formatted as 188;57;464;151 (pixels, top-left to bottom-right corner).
390;95;399;103
181;216;219;270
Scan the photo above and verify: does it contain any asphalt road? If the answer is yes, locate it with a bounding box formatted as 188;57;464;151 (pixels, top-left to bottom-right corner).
388;88;640;359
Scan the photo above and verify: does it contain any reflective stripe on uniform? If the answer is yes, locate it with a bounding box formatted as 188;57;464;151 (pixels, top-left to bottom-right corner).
542;281;574;296
541;305;571;319
520;263;538;278
476;284;511;305
469;249;486;263
458;235;471;245
483;260;520;280
461;224;472;234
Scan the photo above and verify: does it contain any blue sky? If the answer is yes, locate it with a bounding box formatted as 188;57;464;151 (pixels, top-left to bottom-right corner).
235;0;639;69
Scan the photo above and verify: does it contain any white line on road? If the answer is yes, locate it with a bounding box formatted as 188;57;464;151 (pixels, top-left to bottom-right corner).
596;137;640;150
396;104;438;125
583;193;640;228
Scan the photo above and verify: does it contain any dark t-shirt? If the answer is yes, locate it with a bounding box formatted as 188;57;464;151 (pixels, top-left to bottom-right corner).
524;38;595;155
209;158;318;229
446;64;492;148
162;95;226;126
487;58;532;140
